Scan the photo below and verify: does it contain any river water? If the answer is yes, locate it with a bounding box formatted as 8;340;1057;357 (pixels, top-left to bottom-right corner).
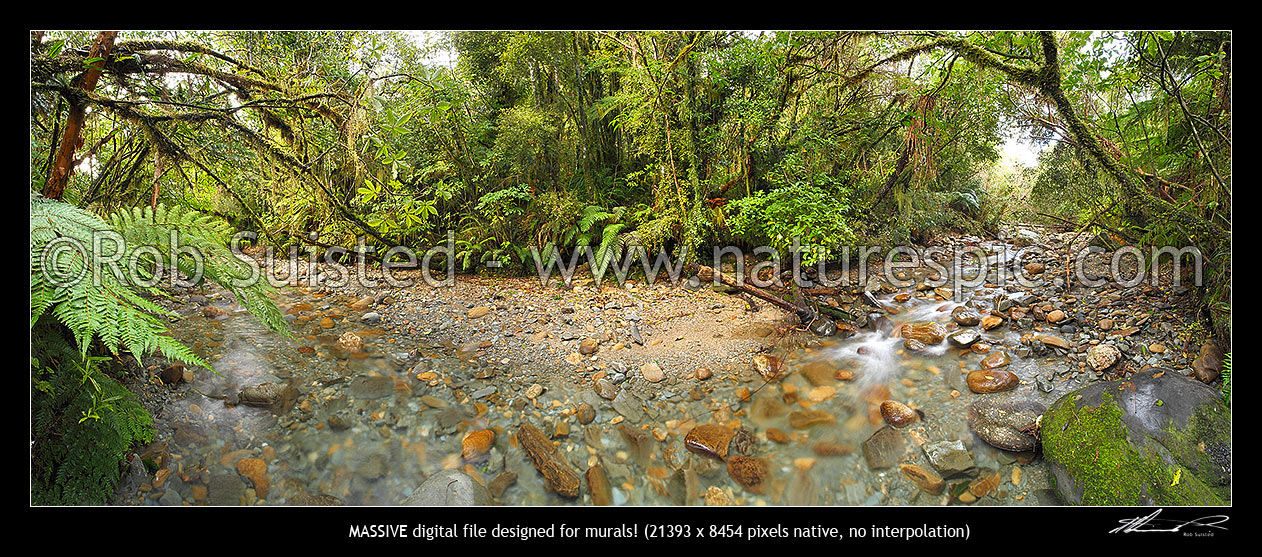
126;239;1070;506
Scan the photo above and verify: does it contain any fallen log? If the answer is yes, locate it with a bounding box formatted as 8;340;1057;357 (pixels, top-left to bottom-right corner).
687;263;857;324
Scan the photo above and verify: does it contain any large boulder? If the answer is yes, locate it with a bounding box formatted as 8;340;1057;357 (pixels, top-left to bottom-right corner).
1040;367;1231;505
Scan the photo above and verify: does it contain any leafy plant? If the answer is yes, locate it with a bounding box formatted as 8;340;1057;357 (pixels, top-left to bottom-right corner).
726;182;856;266
30;194;287;504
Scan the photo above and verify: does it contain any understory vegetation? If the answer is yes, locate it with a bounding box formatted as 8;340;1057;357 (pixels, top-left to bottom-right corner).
29;30;1230;504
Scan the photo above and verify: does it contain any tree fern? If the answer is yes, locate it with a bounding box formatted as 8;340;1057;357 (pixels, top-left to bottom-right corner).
30;193;289;504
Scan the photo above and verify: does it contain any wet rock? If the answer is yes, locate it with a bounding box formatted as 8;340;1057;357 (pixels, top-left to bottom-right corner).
1023;262;1045;275
695;367;712;380
611;391;643;423
576;403;596;425
1033;334;1070;350
862;426;904;470
235;457;269;498
488;471;517;499
208;474;246;506
933;287;954;300
684;424;736;461
900;464;945;495
809;317;837;336
1086;344;1121;371
467;306;491;319
593;378;619;400
516;423;581;498
726;456;771;494
980;351;1011;369
1047;309;1066;323
360;312;381;324
981;315;1004;330
800;361;837;386
902;322;947;345
948;329;980;348
903;338;928;352
586;465;613;506
1191;340;1224;383
752;354;783;382
967;397;1045;452
879;400;918;428
203;305;229;318
704;486;733;506
348;376;394;399
326;414;352;431
238;382;299;412
1041;368;1230;505
160;364;186;385
336;332;364;354
402;469;489;506
462;429;495;461
951;306;981;326
967;369;1020;393
922;440;974;477
788;410;835;429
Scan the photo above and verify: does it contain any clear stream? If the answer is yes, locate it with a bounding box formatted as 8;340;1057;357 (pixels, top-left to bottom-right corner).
128;239;1068;506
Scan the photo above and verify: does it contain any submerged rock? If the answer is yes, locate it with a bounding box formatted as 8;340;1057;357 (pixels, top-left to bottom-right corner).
861;426;904;470
902;322;947;345
1040;367;1231;505
401;469;489;506
967;396;1044;452
922;440;974;477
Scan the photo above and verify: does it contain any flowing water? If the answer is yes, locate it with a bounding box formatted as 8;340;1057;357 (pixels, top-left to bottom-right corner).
129;240;1068;506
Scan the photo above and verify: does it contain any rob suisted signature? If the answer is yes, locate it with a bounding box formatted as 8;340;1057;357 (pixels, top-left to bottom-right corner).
1110;509;1229;535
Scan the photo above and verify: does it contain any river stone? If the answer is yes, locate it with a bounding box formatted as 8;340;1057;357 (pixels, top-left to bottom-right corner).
1086;344;1121;371
579;338;599;355
1033;334;1070;350
879;400;918;428
1040;367;1230;505
948;329;980;348
902;322;947;345
922;440;974;477
401;469;489;506
1191;340;1224;383
348;376;394;399
593;378;619;400
981;315;1004;330
951;306;981;326
238;382;299;412
861;426;904;470
684;424;736;461
612;391;643;423
810;317;837;337
586;465;613;506
980;351;1011;369
726;456;771;494
207;474;246;506
966;396;1045;452
640;362;666;383
576;403;596;424
900;464;945;495
967;368;1020;393
903;338;927;352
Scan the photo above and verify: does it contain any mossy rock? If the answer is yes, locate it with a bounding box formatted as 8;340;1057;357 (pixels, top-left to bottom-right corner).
1040;367;1231;505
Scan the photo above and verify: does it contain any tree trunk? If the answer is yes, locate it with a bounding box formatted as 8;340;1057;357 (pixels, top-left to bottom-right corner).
42;31;118;200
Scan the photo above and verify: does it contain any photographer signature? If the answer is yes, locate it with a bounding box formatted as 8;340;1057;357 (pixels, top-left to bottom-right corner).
1110;509;1229;534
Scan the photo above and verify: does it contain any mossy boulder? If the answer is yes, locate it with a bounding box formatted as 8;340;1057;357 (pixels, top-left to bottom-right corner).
1040;367;1231;505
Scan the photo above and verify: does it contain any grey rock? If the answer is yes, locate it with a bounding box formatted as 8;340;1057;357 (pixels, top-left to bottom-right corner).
922;440;975;477
401;469;489;506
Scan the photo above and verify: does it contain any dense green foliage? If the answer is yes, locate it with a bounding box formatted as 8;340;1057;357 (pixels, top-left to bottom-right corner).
28;30;1230;502
30;195;287;504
